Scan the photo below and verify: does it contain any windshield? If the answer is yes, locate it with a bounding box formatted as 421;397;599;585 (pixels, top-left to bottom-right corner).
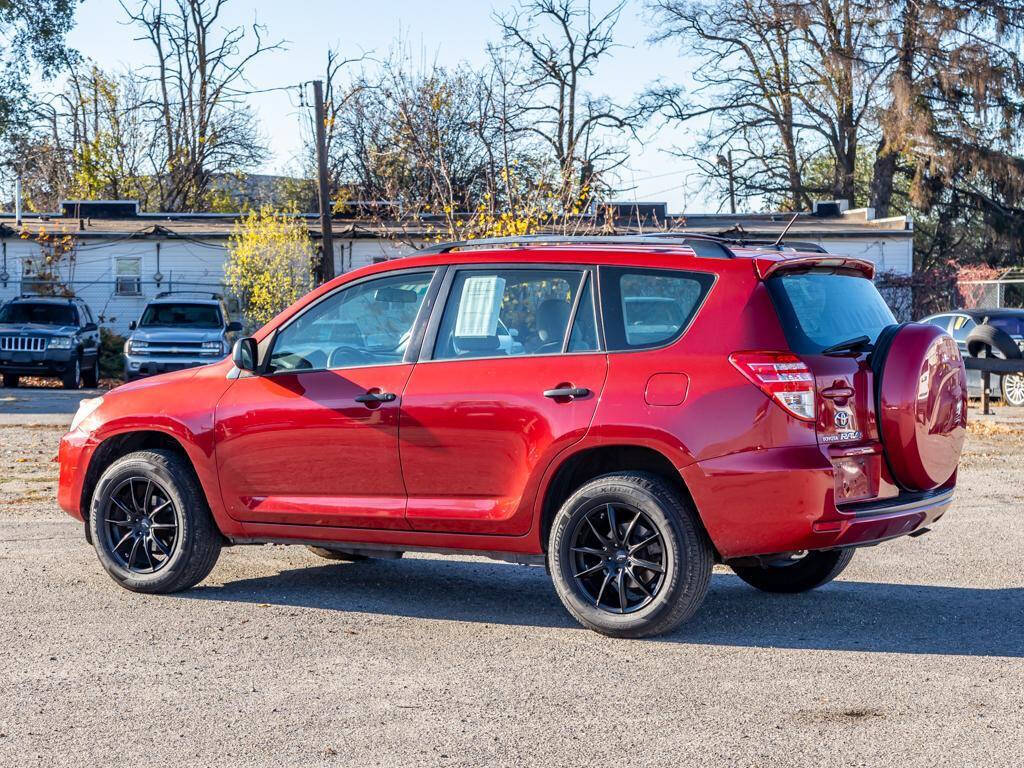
0;302;77;326
768;271;896;354
139;303;222;328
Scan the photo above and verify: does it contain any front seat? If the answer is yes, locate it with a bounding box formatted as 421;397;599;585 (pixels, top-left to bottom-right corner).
535;299;571;353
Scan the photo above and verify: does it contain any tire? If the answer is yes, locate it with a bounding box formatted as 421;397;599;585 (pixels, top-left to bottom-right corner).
306;546;404;561
61;355;82;389
88;449;222;593
548;472;713;639
82;356;100;388
731;548;854;593
1001;373;1024;407
1;374;17;388
966;323;1022;359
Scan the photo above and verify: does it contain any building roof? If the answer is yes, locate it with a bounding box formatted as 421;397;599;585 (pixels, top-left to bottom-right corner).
0;199;912;243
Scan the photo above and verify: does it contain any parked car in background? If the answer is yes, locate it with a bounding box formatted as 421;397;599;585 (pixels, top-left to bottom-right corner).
921;308;1024;406
59;236;967;639
0;295;100;388
124;292;241;381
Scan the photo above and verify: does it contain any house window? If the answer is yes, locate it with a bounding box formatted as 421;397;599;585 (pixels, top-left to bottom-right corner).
115;257;142;295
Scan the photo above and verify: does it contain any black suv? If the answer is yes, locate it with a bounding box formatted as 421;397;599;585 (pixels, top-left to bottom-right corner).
0;296;100;389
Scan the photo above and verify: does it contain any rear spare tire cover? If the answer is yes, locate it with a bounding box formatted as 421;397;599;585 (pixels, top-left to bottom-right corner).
874;323;967;491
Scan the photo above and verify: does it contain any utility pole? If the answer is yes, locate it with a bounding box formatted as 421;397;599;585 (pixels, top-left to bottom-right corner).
717;150;736;214
312;80;335;283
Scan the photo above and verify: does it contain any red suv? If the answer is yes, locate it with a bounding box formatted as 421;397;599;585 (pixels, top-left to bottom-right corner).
57;236;967;638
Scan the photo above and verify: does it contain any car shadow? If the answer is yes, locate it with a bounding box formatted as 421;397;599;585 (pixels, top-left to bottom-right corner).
181;556;1024;658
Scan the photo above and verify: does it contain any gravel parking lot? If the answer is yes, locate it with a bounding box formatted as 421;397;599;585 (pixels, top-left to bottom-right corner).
1;387;1022;767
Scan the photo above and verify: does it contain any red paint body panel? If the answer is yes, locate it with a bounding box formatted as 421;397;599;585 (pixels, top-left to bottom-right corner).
214;365;414;528
56;242;963;562
400;354;607;534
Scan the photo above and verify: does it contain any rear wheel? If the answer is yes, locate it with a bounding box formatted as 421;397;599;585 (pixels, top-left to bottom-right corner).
1001;374;1024;407
89;449;222;593
731;549;854;593
61;356;82;389
1;374;17;388
548;472;713;639
306;546;403;561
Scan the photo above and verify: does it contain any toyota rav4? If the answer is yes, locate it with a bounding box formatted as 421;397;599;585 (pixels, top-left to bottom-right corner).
57;236;967;638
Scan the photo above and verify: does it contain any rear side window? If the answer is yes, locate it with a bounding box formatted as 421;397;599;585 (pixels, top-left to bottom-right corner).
433;268;588;360
600;267;714;350
767;271;896;354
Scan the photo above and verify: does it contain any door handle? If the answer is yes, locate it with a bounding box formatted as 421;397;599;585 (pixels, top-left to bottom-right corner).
355;391;397;404
543;386;590;399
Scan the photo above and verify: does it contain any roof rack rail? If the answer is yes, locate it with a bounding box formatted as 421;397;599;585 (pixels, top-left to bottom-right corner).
155;290;223;301
416;233;737;258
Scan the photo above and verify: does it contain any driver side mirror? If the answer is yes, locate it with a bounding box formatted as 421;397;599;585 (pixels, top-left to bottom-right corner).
226;321;243;333
82;322;97;332
232;337;259;373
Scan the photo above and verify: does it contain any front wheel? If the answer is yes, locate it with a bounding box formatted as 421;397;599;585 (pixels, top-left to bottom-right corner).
61;356;82;389
82;356;100;388
1002;374;1024;407
89;449;222;593
731;549;854;593
548;472;713;639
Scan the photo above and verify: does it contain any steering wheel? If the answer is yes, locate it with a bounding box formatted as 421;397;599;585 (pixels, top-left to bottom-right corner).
328;345;373;368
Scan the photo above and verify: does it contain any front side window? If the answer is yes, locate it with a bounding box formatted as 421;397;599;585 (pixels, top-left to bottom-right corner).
268;271;433;372
950;315;977;340
600;267;714;350
140;303;222;328
433;269;588;360
925;315;952;331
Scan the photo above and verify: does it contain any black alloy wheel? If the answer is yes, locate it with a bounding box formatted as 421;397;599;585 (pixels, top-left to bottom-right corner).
548;472;713;638
102;476;180;574
568;502;667;614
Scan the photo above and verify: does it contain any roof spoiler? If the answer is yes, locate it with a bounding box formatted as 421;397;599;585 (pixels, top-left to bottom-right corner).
755;255;875;280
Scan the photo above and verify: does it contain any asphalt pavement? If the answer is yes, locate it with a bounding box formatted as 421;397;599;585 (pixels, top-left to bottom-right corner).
1;388;1021;767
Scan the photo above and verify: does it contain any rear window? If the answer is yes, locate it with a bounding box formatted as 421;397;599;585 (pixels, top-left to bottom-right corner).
767;271;895;354
989;316;1024;336
600;267;714;350
140;303;222;328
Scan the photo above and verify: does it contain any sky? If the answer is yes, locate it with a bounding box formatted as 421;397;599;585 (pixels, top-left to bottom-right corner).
62;0;719;212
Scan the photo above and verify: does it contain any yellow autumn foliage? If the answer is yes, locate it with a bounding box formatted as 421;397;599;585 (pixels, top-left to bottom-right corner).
225;207;314;329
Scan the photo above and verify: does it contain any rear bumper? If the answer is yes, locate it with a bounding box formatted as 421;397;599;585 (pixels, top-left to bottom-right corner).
680;445;954;559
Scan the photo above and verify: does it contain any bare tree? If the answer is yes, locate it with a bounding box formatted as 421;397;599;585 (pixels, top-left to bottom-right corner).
495;0;639;211
119;0;282;210
645;0;886;210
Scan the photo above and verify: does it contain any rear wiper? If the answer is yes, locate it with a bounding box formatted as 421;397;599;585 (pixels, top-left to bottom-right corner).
822;335;873;356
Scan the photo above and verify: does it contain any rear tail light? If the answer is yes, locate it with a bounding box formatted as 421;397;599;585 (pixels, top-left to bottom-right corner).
729;351;816;421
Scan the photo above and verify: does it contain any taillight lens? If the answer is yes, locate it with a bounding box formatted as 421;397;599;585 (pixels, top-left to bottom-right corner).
729;351;816;421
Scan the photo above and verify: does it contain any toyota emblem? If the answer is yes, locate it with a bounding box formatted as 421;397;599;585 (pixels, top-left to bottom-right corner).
834;410;851;429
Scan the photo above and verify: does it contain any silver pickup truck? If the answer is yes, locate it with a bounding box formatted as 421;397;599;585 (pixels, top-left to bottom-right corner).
124;292;241;381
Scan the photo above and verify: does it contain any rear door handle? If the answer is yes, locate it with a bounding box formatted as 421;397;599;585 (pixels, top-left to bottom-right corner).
355;391;397;404
543;386;590;399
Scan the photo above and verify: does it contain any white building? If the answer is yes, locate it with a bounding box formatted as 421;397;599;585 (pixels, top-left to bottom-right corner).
0;199;914;334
